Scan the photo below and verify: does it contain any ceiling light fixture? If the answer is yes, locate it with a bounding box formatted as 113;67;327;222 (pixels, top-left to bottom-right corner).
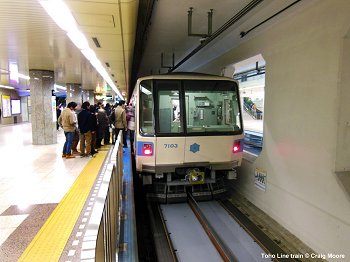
54;84;67;90
39;0;123;99
9;62;19;82
0;85;15;90
39;0;77;32
18;73;30;80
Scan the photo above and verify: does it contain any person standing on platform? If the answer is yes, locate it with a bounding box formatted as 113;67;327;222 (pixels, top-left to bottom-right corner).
96;105;109;148
71;105;81;155
89;105;98;155
126;103;135;153
78;101;92;157
113;100;127;148
58;102;77;159
105;103;112;116
56;105;61;130
104;103;112;144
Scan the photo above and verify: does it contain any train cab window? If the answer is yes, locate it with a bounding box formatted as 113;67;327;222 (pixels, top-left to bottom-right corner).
140;80;155;135
184;80;242;134
155;80;183;134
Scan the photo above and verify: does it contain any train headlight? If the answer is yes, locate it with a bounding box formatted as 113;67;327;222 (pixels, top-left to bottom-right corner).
232;140;241;153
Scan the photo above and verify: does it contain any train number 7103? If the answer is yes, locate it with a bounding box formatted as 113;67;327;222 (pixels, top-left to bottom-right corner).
164;144;178;149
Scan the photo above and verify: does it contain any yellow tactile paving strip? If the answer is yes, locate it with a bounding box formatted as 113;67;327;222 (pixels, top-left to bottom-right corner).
19;151;108;261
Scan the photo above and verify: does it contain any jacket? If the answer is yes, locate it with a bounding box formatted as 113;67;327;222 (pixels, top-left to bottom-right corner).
78;109;91;134
114;106;127;129
58;108;76;132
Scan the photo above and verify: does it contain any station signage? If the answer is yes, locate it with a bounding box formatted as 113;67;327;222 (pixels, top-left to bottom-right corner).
254;168;267;191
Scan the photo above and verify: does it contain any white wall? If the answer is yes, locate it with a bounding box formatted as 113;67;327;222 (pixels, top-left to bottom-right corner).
198;1;350;257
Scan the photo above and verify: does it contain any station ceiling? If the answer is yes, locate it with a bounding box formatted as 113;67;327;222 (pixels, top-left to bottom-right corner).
0;0;306;99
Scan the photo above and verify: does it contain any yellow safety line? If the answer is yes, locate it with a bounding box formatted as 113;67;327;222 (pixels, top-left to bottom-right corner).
19;150;108;261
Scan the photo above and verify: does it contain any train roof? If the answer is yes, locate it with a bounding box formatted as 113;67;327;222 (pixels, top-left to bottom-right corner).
136;72;236;82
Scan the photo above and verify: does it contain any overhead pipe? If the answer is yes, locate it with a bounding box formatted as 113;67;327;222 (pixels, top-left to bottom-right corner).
170;0;264;72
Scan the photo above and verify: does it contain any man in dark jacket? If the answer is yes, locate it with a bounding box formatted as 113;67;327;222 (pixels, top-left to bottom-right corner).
78;101;92;157
89;105;98;155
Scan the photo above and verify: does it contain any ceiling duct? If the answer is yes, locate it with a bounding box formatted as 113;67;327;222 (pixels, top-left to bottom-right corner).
92;37;101;48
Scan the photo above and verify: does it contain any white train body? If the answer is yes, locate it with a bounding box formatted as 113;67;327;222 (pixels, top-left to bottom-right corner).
130;73;244;190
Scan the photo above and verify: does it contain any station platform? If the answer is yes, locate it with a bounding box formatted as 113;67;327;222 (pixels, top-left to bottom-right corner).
0;123;136;261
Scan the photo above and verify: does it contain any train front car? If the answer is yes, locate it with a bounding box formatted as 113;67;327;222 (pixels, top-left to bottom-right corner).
133;73;244;203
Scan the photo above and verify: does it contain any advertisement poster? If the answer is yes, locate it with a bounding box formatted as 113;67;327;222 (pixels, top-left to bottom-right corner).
11;99;21;114
1;95;11;117
254;168;267;191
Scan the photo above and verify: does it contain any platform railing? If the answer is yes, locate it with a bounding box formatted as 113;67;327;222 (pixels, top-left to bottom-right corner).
82;131;123;261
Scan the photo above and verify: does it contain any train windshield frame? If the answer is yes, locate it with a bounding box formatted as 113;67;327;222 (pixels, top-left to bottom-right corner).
139;78;243;137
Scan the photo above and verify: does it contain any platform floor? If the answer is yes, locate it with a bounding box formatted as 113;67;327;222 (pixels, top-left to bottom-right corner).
0;123;93;261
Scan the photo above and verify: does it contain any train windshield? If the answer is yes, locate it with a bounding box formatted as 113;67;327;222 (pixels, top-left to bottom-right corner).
139;78;242;136
151;80;183;134
184;80;242;134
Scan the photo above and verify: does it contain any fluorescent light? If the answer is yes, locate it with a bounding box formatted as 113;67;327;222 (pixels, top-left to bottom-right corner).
39;0;124;99
9;62;19;82
54;84;67;90
67;31;89;50
0;85;15;90
81;48;97;61
18;73;30;80
39;0;78;32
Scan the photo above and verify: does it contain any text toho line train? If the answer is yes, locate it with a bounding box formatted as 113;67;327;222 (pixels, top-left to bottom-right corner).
130;73;244;203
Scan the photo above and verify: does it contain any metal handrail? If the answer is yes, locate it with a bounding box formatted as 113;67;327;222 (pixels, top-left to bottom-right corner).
81;131;124;261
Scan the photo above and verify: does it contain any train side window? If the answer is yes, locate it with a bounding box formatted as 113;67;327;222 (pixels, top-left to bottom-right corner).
156;81;183;133
140;80;155;135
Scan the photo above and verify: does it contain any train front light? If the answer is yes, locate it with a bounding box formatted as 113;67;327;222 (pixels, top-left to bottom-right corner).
232;140;241;153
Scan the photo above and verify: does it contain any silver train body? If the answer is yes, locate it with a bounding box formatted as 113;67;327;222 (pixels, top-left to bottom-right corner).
130;73;244;202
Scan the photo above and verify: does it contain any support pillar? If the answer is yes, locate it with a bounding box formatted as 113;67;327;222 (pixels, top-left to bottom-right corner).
29;70;57;145
66;83;82;107
82;89;95;105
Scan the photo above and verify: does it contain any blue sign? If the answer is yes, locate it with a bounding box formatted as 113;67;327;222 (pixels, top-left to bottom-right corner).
190;143;200;153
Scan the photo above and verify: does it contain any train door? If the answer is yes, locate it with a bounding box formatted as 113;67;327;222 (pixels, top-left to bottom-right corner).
154;80;186;167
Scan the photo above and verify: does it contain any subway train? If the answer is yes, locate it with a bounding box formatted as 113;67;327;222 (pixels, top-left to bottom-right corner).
130;73;244;202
